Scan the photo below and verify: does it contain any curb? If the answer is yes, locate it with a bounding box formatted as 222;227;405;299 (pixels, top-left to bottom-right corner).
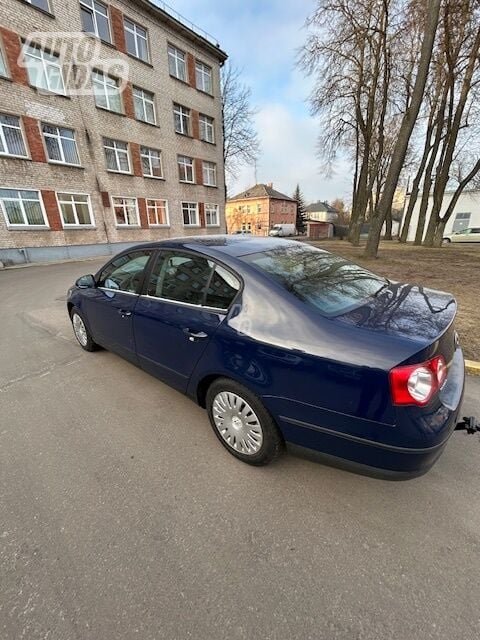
465;360;480;376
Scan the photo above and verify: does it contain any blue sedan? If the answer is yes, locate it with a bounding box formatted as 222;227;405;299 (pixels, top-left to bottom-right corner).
67;236;465;478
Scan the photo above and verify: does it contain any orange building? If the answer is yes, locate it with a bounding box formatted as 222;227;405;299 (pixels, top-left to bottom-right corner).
225;183;296;235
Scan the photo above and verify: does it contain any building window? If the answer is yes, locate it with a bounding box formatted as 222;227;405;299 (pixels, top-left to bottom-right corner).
92;70;122;113
124;18;149;62
195;60;212;94
56;192;93;226
182;202;199;226
168;45;186;81
25;0;51;11
0;189;47;227
133;86;156;124
42;124;80;165
80;0;111;42
0;43;8;78
203;161;217;187
111;197;139;226
257;204;262;212
452;212;471;232
199;114;215;143
205;203;219;226
173;103;190;135
141;146;163;178
178;155;194;183
147;199;169;226
23;43;65;95
0;115;27;158
103;138;130;173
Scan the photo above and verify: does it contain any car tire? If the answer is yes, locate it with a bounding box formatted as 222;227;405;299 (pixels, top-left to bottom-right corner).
442;238;451;244
206;377;284;466
70;307;98;352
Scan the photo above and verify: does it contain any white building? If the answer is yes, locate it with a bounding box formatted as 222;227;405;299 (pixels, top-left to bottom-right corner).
402;189;480;242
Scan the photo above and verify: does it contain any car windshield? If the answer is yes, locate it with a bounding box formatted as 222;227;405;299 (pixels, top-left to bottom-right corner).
241;244;388;317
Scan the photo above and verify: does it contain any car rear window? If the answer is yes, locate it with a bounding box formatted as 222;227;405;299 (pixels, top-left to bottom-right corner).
240;244;388;317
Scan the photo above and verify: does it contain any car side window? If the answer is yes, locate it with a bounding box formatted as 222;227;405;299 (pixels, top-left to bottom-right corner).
147;252;214;305
204;264;240;309
98;251;151;294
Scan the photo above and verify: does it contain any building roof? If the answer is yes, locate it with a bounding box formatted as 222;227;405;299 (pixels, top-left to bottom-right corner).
133;0;228;62
228;184;295;202
304;201;339;214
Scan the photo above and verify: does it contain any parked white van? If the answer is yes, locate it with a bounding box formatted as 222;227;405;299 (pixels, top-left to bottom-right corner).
269;224;296;237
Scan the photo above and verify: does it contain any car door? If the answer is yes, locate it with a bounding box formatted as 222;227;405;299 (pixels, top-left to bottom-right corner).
470;228;480;242
133;250;241;392
83;249;154;362
454;228;471;242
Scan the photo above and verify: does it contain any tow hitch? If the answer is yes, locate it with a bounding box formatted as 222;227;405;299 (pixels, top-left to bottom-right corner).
455;416;480;434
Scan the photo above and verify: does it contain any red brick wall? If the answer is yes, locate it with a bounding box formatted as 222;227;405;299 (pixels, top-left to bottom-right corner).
23;117;47;163
199;202;205;227
0;27;29;86
101;192;110;208
123;82;135;119
191;110;199;140
110;7;126;54
187;53;196;88
137;197;149;229
130;143;143;177
195;158;203;185
41;190;63;230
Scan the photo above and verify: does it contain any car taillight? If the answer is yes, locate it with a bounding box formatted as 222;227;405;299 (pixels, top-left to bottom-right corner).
389;356;447;406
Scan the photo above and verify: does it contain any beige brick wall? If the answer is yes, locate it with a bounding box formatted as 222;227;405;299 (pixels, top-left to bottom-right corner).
0;0;226;255
226;196;296;235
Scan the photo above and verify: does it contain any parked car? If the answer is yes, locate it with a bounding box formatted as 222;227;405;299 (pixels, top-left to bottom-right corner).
68;236;464;478
269;223;296;237
443;227;480;243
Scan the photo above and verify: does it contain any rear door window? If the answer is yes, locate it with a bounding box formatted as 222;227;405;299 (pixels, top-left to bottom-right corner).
204;264;240;309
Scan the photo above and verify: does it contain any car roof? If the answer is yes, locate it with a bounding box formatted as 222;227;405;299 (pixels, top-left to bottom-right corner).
128;235;301;257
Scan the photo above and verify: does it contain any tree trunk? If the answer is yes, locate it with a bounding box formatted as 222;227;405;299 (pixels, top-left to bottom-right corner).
364;0;441;258
349;153;370;245
384;209;393;240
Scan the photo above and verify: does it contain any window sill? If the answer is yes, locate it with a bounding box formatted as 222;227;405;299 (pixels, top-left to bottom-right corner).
48;161;84;169
0;153;30;161
144;175;165;181
19;0;55;18
175;130;193;139
107;169;133;176
136;118;159;128
62;225;96;230
149;224;170;228
197;87;214;99
30;85;70;99
95;105;125;117
182;224;201;228
7;225;50;231
82;31;115;50
169;73;191;88
200;138;216;146
127;52;153;68
115;224;141;229
204;184;218;188
179;179;196;185
0;75;12;83
206;224;221;228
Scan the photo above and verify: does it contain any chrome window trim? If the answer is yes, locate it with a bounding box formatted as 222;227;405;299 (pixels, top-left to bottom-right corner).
140;293;228;315
98;287;139;296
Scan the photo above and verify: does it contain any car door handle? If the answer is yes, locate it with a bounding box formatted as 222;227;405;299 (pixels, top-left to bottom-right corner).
119;309;132;317
183;328;208;341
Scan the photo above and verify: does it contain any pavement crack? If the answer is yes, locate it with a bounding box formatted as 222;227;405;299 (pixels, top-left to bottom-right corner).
0;357;82;392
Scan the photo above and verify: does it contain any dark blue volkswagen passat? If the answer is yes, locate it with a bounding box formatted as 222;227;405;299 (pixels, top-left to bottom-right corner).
67;236;464;478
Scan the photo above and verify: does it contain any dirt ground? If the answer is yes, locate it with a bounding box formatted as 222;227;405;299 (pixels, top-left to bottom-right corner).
306;239;480;361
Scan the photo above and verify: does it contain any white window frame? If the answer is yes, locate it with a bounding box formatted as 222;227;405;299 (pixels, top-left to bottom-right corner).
178;155;195;183
111;196;140;227
133;86;156;124
146;199;169;227
199;113;215;143
56;192;95;228
168;44;186;81
205;203;220;227
103;138;131;174
0;40;9;78
173;103;190;136
92;70;123;113
181;201;199;227
23;43;66;95
141;146;163;179
124;18;149;62
195;60;212;94
41;124;80;166
0;114;28;158
25;0;51;12
0;188;49;228
203;161;217;187
80;0;111;42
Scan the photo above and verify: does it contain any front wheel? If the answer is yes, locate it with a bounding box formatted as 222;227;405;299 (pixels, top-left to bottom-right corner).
70;307;98;352
206;378;284;466
442;238;451;244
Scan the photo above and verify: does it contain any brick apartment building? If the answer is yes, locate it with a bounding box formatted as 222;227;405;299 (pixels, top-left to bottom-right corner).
225;183;296;236
0;0;227;265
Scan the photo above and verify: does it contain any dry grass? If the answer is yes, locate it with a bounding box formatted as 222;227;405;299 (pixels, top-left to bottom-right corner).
305;239;480;361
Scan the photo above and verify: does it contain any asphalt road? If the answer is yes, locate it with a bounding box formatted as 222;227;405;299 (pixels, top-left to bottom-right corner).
1;258;480;640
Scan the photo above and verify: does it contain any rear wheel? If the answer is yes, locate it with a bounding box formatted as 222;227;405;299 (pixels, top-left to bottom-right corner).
206;378;284;466
70;307;98;352
442;237;451;244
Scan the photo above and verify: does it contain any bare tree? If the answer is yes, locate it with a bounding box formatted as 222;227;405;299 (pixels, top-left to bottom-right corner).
221;63;260;184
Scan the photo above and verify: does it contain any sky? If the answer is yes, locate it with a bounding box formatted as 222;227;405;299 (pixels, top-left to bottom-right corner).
169;0;353;203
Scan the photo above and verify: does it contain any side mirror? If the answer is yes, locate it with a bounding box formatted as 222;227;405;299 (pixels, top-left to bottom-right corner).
75;274;96;289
